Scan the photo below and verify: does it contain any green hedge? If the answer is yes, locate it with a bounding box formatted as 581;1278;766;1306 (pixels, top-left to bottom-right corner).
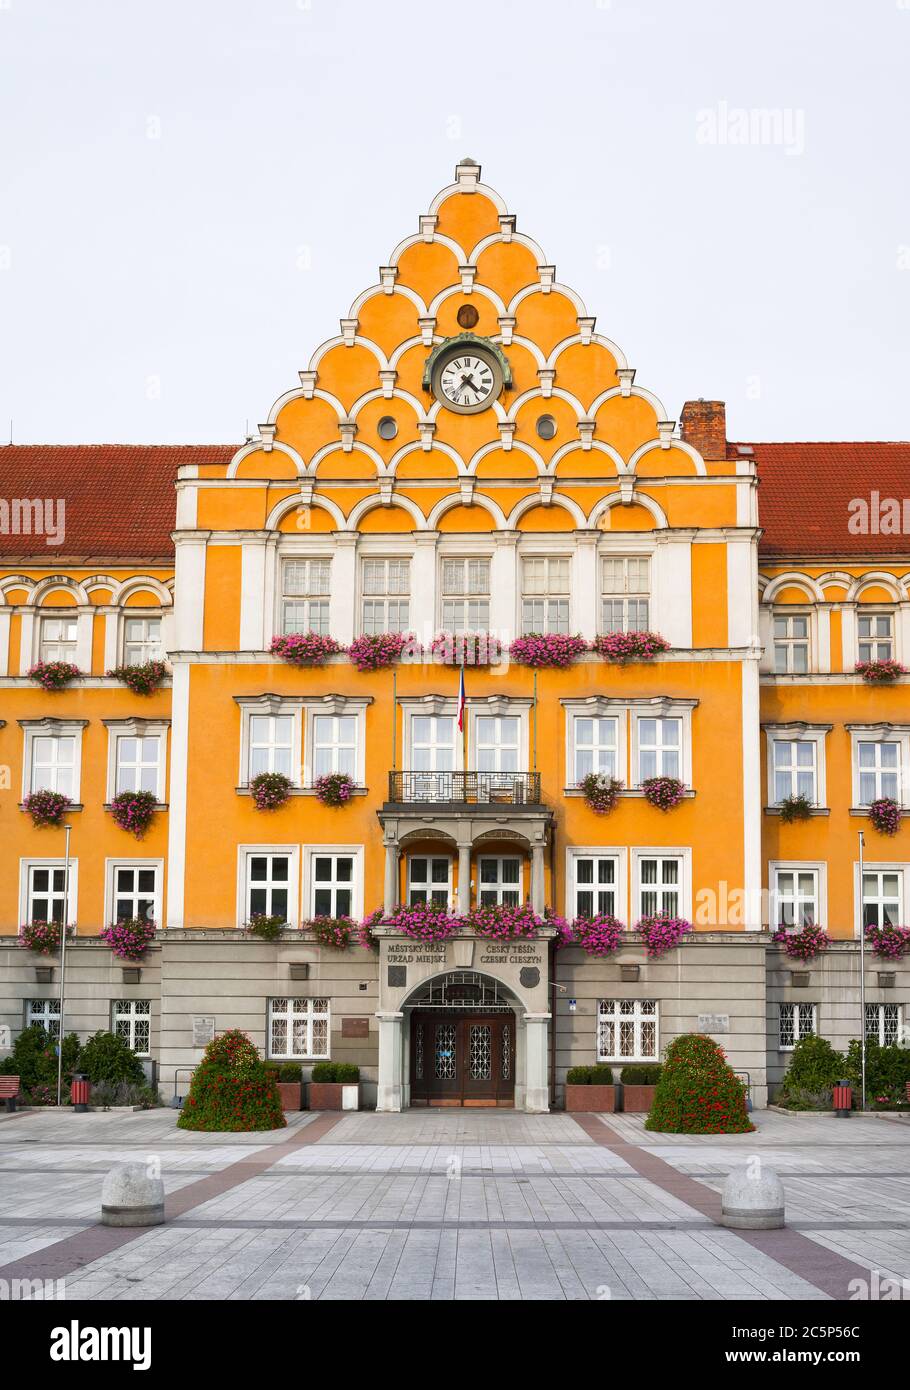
645;1034;753;1134
619;1064;663;1085
566;1064;614;1085
311;1062;360;1083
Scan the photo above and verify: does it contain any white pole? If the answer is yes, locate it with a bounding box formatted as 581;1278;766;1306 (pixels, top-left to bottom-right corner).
859;829;866;1112
55;824;72;1108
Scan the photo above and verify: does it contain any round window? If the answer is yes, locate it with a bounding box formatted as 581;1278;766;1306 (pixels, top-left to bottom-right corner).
377;416;398;441
536;414;557;440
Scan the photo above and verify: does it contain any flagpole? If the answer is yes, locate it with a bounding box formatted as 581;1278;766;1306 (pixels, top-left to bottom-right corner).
859;829;866;1112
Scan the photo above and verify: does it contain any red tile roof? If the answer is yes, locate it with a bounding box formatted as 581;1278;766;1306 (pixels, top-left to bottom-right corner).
732;442;910;560
0;445;235;562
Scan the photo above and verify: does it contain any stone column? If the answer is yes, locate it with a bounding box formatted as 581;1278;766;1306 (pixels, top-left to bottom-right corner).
457;840;472;913
375;1011;404;1112
490;530;519;641
383;836;399;913
330;532;358;645
522;1013;551;1113
530;842;545;914
410;531;439;649
574;530;599;641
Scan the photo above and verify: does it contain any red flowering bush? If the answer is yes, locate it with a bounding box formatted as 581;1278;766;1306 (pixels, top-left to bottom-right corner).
645;1033;754;1133
381;901;461;942
869;798;901;836
100;918;156;961
864;922;910;961
109;790;157;838
636;913;691;958
508;633;588;668
27;661;82;690
348;632;415;671
579;773;622;814
107;661;167;695
463;902;542;940
270;632;341;666
592;631;670;663
20;920;69;955
314;772;355;806
773;923;830;961
641;776;685;810
855;659;907;684
431;632;503;666
568;914;624;956
23;789;71;827
177;1029;285;1132
250;771;292;811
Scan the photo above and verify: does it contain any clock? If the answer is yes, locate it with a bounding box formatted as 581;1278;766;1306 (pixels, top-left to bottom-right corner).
423;333;512;415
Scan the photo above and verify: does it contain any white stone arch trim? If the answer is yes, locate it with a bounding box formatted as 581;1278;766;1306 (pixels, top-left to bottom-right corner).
227;439;307;479
82;575;120;598
349;282;428;319
495;333;545;367
507;281;588;316
427;282;508;317
390;335;436;369
817;571;857;594
307;440;387;477
265;385;346;427
308;334;390;372
468;230;548;265
428;179;509;217
589;384;669;421
586;490;669;530
265;492;347;531
113;575;174;607
29;575;90;606
387;439;468;477
427;397;508;424
388;231;467;266
507;491;586;529
0;574;36;603
848;571;904;602
507;386;585;421
467;439;546;477
547;332;629;372
399;966;526;1012
348;387;429;423
627;438;706;477
548;439;627;477
426;491;507;531
347;491;429;531
761;572;826;604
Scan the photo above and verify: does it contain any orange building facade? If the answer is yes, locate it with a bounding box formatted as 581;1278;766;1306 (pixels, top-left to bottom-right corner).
1;161;907;1110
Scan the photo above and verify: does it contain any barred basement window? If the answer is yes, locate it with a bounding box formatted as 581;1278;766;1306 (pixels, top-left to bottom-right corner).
26;998;61;1038
112;1000;151;1056
268;997;330;1059
597;999;657;1061
865;1003;902;1048
779;1001;817;1050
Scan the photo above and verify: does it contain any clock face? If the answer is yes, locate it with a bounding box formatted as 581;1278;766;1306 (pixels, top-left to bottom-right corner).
436;351;499;412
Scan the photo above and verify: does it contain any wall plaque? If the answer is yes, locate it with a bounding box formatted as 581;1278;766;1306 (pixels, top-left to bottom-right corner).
192;1015;216;1048
387;965;407;987
519;966;540;989
341;1017;370;1039
697;1013;729;1033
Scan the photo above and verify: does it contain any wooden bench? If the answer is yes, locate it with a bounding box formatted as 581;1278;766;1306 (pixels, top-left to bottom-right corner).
0;1076;20;1113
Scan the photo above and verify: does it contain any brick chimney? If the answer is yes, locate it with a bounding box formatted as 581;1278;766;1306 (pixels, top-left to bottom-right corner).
679;399;727;460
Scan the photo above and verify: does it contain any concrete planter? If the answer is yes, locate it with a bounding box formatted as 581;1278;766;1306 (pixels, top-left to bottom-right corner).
564;1084;616;1113
276;1081;303;1112
309;1082;359;1111
621;1083;657;1114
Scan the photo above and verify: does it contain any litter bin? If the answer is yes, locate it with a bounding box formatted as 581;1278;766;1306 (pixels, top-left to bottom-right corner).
833;1080;852;1118
70;1073;90;1113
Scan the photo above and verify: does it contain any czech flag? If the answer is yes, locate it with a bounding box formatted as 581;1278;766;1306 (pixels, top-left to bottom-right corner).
457;664;466;731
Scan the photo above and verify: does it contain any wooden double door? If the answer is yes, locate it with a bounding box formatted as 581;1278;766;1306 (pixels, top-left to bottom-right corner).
410;1011;515;1107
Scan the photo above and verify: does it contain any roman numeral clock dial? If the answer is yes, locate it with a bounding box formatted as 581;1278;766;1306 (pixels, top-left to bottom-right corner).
426;337;509;415
440;354;494;408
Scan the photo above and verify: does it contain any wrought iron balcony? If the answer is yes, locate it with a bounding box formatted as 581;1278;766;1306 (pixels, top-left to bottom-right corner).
388;770;542;805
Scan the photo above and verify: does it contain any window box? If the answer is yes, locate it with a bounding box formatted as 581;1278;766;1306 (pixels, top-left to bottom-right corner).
309;1063;360;1111
564;1065;616;1112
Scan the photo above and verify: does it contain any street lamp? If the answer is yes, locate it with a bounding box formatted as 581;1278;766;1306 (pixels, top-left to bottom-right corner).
55;823;72;1108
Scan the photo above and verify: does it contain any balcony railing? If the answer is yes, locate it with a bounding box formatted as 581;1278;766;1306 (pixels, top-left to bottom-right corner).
388;771;542;805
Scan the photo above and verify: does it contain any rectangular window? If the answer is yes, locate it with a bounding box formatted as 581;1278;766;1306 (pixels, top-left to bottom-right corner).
26;998;61;1038
26;865;71;924
779;1002;817;1050
773;613;810;674
245;853;291;922
572;854;618;919
597;999;658;1061
30;736;76;796
115;735;161;796
475;715;521;773
39;615;78;663
268;997;330;1059
601;557;649;634
441;557;490;631
521;557;570;634
637;717;681;782
478;856;521;906
858;612;893;663
112;1000;151;1056
111;865;159;923
311;854;355;918
281;558;331;635
123;617;162;665
772;740;817;805
637;856;680;916
857;741;900;805
407;856;452;907
248;714;295;780
572;716;618;783
865;1003;902;1048
311;714;357;781
862;870;902;928
773;868;818;928
361;558;410;634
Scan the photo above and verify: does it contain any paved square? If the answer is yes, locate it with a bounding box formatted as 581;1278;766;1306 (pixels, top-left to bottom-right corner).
1;1107;908;1300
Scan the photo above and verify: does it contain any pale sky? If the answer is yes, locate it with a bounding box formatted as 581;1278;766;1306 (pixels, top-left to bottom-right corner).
1;0;908;445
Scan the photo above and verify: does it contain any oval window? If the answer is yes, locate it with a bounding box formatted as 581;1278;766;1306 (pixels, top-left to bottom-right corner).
377;416;398;441
536;414;557;440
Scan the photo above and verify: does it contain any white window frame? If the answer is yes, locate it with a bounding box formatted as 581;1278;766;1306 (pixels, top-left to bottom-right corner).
856;609;895;664
19;859;79;927
121;612;164;666
848;726;910;808
102;720;168;803
852;860;909;937
764;725;829;808
302;698;368;789
469;701;531;777
105;858;164;926
360;556;411;635
26;997;62;1038
778;1001;817;1051
21;721;86;801
476;855;523;906
772;608;812;674
520;554;571;635
236;696;303;789
112;1000;152;1056
597;999;659;1062
565;847;628;922
302;845;364;921
407;854;453;908
267;996;331;1060
600;555;651;635
632;848;691;920
38;612;79;663
631;703;694;788
865;1003;903;1048
236;845;300;929
280;556;332;636
439;555;491;632
769;861;827;931
569;713;620;785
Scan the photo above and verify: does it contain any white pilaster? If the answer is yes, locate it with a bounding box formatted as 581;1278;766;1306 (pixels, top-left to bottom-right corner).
173;536;208;651
741;654;762;930
841;607;857;671
817;605;831;673
490;531;519;643
165;660;191;928
726;536;759;648
331;532;358;644
574;531;598;641
654;539;692;648
411;531;438;647
0;610;10;677
523;1014;551;1112
103;611;119;672
375;1012;404;1112
239;539;267;650
19;611;35;672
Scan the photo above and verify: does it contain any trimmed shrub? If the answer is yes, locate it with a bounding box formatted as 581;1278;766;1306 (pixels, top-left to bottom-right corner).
78;1031;146;1086
178;1029;285;1132
844;1038;910;1103
619;1064;663;1085
645;1034;754;1133
0;1024;80;1095
566;1064;613;1085
278;1063;302;1082
310;1062;360;1083
778;1034;844;1096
